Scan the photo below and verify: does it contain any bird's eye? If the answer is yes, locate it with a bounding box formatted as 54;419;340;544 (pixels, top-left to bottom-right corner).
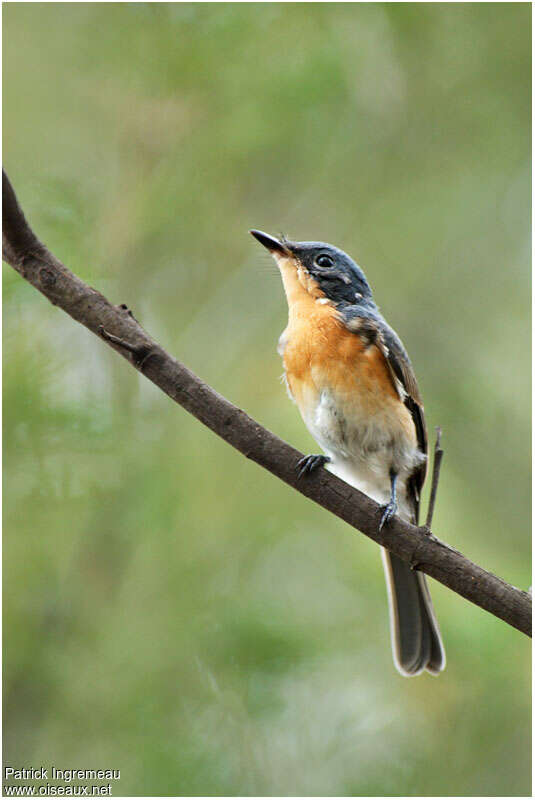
316;254;334;268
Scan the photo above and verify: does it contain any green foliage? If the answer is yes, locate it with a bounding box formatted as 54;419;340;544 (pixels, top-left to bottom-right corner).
4;3;530;795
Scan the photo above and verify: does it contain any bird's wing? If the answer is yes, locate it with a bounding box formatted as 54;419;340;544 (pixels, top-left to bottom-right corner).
380;323;428;517
340;307;428;522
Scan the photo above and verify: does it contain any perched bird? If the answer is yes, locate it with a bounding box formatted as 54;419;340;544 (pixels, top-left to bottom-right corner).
250;230;445;676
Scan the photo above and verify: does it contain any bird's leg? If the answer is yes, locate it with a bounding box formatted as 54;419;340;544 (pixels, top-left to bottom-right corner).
296;454;330;479
379;469;398;531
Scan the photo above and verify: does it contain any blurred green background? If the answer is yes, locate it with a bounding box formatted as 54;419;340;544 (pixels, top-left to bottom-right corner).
3;3;531;796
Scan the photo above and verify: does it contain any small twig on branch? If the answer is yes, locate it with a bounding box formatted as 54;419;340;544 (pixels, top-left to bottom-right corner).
2;168;531;639
98;325;154;369
426;427;444;529
99;326;140;353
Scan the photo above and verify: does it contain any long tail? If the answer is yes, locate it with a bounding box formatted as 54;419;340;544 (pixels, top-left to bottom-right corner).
381;548;445;676
324;459;445;675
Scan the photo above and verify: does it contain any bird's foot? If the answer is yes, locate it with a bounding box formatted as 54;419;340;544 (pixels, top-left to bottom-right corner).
296;454;330;479
379;500;397;531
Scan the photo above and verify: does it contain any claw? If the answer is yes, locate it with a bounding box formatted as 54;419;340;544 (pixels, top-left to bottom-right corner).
379;500;397;531
296;454;330;479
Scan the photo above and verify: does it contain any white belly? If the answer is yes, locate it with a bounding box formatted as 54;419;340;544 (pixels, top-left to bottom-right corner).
301;387;423;522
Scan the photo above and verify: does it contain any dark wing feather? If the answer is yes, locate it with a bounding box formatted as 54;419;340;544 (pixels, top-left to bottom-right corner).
340;306;428;523
380;324;427;453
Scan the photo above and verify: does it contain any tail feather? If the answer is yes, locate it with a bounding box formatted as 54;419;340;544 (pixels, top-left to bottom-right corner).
381;549;445;676
324;460;445;675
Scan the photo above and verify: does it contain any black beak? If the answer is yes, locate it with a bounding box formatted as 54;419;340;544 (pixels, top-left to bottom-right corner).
250;229;289;255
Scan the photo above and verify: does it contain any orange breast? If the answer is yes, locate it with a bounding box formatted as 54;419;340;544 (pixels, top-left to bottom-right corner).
283;296;399;418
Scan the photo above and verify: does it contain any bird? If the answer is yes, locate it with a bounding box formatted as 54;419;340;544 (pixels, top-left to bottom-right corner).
250;229;445;676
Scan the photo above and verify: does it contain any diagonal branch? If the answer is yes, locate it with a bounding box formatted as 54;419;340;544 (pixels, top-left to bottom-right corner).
2;169;531;638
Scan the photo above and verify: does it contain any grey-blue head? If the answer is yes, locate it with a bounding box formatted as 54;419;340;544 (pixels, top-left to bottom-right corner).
250;230;374;307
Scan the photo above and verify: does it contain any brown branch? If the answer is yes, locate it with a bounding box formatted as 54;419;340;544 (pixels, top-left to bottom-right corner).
425;427;444;529
2;168;531;638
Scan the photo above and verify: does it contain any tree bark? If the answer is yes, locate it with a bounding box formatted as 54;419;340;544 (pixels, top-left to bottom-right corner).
2;169;531;638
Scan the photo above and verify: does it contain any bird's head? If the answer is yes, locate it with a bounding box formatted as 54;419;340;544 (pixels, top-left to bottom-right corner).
250;229;374;308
